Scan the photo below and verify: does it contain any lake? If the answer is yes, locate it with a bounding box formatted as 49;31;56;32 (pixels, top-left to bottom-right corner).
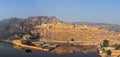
0;42;100;57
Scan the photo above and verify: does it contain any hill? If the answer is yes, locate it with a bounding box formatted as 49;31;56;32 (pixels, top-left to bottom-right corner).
73;22;120;32
0;16;63;39
0;16;120;44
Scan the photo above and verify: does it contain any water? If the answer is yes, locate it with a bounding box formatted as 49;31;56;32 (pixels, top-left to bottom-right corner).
0;42;100;57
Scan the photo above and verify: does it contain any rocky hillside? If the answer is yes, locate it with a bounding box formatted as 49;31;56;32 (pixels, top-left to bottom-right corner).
0;18;24;39
0;16;63;39
0;16;120;44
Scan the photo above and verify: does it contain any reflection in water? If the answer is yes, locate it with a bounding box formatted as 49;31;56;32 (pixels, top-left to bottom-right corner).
13;45;32;53
13;44;97;55
0;42;99;57
25;49;32;53
13;45;21;51
50;45;97;54
51;47;75;54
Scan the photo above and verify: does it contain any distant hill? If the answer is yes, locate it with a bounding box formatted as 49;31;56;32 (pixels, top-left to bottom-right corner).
73;22;120;32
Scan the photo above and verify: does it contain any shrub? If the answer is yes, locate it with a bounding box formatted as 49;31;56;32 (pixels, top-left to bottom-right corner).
107;50;112;56
115;45;120;50
103;39;109;47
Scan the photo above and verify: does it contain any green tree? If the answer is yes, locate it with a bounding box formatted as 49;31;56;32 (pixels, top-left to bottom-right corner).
103;39;109;47
107;50;112;56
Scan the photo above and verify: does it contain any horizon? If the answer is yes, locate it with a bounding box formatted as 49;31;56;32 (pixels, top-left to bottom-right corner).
0;16;119;25
0;0;120;24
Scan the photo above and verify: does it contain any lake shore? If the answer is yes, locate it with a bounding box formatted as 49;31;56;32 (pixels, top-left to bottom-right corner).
11;40;98;54
0;42;100;57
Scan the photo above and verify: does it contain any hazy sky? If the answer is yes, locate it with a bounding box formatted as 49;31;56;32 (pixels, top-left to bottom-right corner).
0;0;120;24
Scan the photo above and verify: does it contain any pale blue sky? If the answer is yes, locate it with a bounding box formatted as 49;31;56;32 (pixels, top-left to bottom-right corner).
0;0;120;24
